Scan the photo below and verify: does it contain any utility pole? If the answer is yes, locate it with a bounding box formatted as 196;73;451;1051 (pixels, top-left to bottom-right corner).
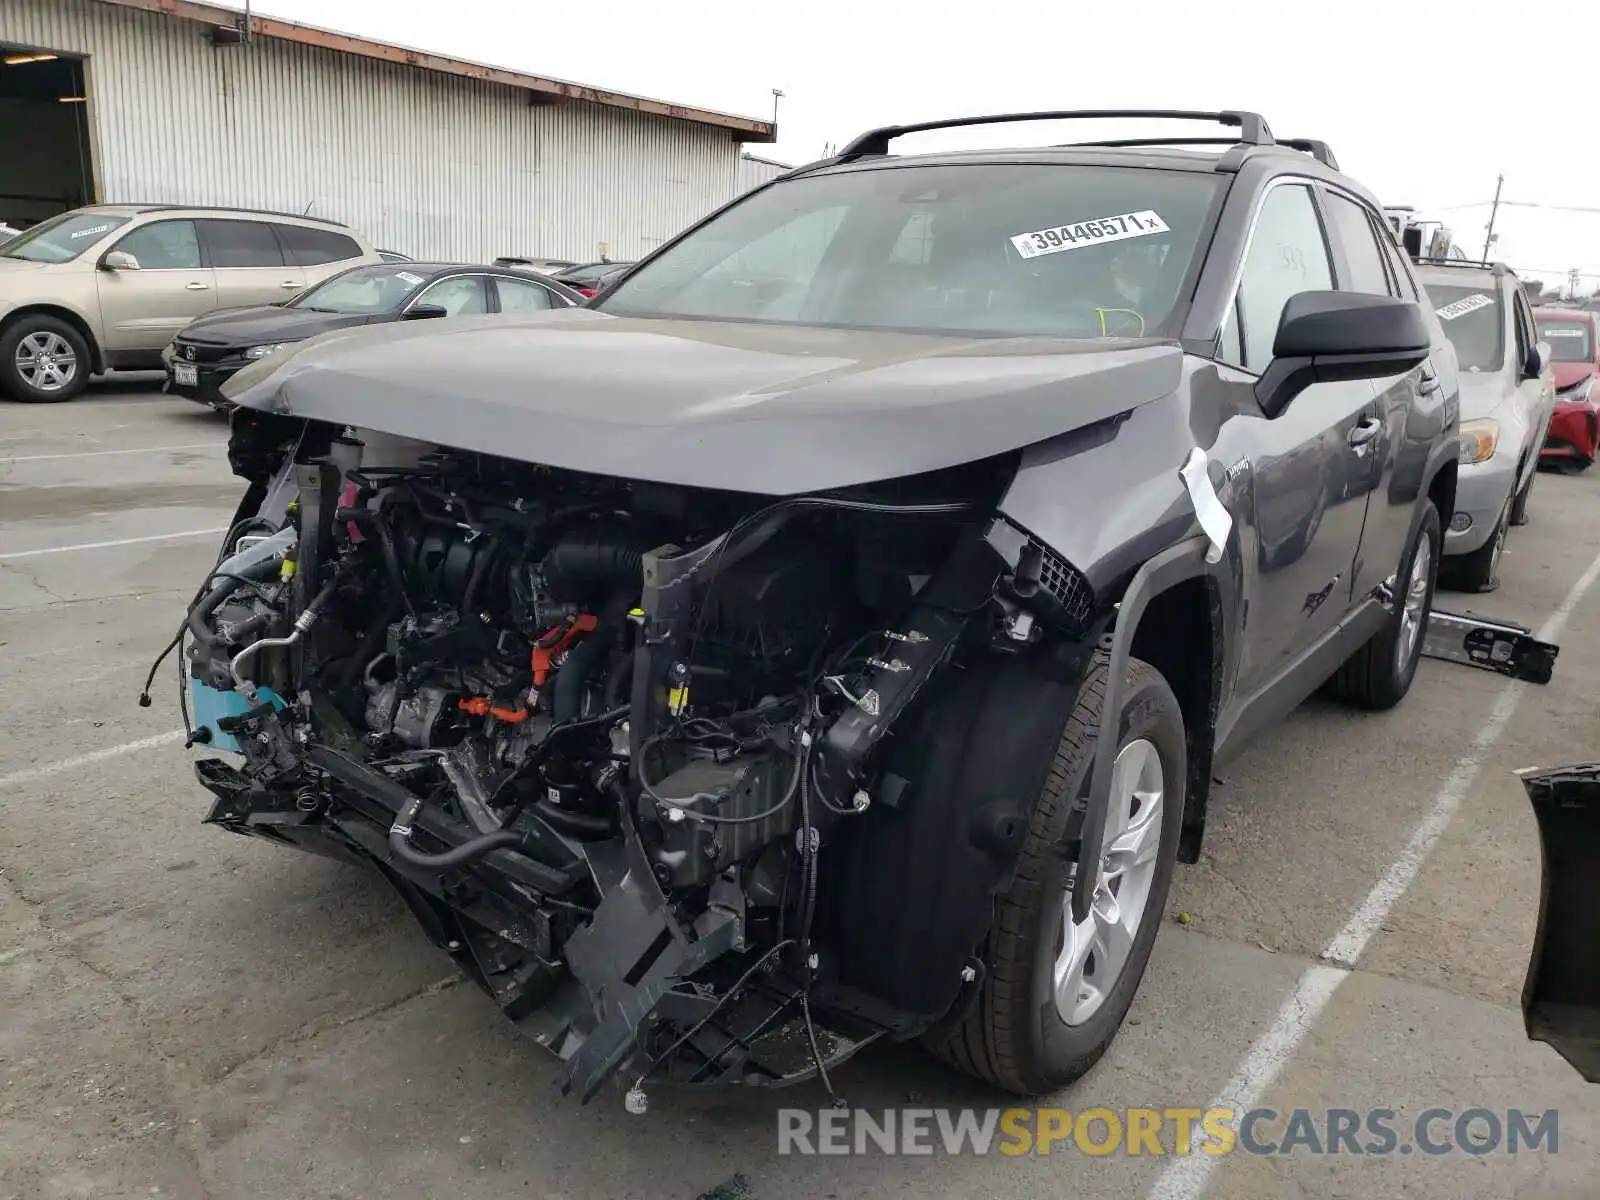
1482;173;1504;262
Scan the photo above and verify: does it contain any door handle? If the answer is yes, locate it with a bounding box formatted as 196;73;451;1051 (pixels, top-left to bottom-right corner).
282;281;299;289
1348;415;1384;448
185;282;209;291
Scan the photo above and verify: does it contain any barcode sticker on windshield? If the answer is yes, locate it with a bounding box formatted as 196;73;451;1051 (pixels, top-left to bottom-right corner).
70;224;111;240
1435;293;1494;320
1010;210;1170;260
395;271;424;285
1542;327;1584;337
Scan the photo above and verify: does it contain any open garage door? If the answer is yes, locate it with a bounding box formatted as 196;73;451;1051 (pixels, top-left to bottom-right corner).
0;47;94;234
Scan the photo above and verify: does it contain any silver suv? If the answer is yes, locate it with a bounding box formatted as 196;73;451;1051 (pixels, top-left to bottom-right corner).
1415;259;1555;592
0;205;381;402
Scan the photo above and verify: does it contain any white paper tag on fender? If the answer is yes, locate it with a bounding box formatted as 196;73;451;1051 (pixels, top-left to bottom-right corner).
1010;210;1170;260
1180;447;1232;565
1435;292;1493;320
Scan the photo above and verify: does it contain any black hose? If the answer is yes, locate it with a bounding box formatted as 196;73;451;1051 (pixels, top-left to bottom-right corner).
187;556;281;648
551;590;633;723
337;594;403;690
370;509;417;620
539;526;644;602
532;802;614;839
387;794;524;870
603;652;632;711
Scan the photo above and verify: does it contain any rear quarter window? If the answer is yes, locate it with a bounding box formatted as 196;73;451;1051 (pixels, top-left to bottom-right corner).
274;224;363;267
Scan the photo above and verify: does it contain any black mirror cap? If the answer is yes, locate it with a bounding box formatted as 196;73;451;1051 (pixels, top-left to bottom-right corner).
1523;343;1548;381
1255;291;1431;418
403;303;449;321
1518;762;1600;1083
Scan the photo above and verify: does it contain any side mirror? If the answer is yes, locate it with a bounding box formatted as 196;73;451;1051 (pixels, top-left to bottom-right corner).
1517;762;1600;1083
1254;291;1431;419
100;249;140;271
1524;342;1549;380
403;303;448;321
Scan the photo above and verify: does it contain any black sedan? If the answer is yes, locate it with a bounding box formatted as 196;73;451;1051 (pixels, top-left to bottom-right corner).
165;262;581;408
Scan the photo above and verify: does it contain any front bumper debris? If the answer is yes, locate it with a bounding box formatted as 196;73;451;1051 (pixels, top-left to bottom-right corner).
1421;607;1559;684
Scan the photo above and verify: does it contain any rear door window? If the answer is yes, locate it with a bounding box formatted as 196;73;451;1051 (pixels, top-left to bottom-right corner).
493;275;556;313
199;220;287;268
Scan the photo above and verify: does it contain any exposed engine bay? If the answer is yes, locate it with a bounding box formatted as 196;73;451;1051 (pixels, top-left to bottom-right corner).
165;412;1099;1105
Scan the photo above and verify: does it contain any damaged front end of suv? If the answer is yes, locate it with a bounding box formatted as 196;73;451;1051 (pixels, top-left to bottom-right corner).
176;387;1129;1105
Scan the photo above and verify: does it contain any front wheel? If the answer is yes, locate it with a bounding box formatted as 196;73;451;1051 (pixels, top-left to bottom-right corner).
1509;465;1535;527
929;657;1185;1095
0;315;90;403
1329;501;1441;711
1439;501;1506;594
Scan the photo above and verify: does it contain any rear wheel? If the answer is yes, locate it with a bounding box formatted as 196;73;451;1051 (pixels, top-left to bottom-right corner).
929;657;1185;1095
0;315;90;403
1330;501;1440;711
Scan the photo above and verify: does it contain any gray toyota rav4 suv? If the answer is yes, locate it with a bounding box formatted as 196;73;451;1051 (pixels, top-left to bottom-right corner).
178;109;1459;1105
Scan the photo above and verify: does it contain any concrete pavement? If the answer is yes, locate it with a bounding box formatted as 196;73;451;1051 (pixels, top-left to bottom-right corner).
1;385;1595;1198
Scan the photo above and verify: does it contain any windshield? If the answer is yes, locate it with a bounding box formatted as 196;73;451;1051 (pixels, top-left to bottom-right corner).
595;163;1223;338
1536;319;1593;363
0;212;132;263
1424;282;1504;371
292;265;430;314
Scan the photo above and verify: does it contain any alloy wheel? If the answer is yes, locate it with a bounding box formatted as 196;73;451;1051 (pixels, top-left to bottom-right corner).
14;331;78;394
1054;737;1165;1027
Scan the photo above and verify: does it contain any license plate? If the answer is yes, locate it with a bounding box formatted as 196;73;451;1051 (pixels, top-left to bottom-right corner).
173;362;197;387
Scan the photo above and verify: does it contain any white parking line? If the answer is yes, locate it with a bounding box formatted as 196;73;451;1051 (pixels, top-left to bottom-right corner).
0;528;227;561
5;442;225;463
0;729;186;790
1148;543;1600;1200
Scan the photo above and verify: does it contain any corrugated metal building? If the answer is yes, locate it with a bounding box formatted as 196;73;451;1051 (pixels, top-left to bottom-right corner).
735;153;793;196
0;0;776;261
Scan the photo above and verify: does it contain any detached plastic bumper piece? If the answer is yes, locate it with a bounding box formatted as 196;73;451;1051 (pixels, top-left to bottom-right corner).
1422;608;1558;684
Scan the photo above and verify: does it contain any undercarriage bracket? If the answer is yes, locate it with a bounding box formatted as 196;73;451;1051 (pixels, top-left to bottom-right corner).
1422;607;1559;684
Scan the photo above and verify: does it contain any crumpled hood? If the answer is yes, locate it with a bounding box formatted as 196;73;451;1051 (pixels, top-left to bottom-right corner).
0;257;50;274
223;308;1184;495
1553;362;1596;392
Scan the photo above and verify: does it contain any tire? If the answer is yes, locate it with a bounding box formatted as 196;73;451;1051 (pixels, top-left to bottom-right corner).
1330;501;1441;711
1439;500;1506;595
0;315;91;403
929;656;1185;1095
1509;464;1534;527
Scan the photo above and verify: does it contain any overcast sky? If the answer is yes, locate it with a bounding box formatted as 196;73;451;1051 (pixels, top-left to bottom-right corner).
247;0;1600;294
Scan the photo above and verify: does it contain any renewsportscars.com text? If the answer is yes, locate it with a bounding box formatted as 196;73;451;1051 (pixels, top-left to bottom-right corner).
776;1106;1559;1157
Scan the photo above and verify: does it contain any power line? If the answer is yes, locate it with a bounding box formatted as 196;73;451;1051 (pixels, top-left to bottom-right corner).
1498;200;1600;215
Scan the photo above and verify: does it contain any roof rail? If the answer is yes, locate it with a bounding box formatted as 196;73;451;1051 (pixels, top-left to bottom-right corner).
1053;133;1338;169
1412;255;1506;274
1276;138;1339;169
836;109;1274;160
126;203;351;228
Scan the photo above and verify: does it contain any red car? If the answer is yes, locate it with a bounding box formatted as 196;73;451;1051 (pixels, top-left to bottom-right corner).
1536;307;1600;466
